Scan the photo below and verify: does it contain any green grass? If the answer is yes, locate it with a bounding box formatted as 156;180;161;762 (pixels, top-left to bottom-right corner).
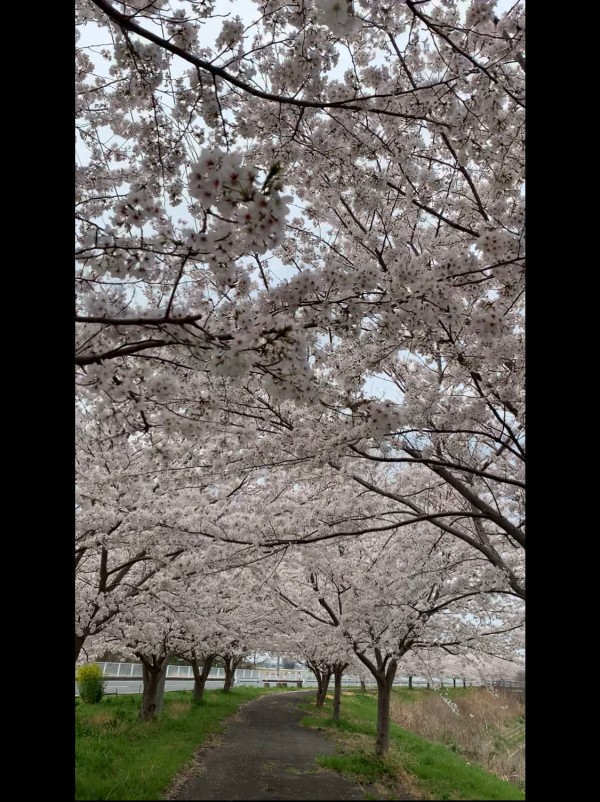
75;687;286;800
300;691;525;801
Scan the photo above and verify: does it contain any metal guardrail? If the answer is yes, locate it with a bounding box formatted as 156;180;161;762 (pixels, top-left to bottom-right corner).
76;663;522;698
88;662;497;688
491;680;525;696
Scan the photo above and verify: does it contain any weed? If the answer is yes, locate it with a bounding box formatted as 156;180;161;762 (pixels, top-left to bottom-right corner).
76;663;106;705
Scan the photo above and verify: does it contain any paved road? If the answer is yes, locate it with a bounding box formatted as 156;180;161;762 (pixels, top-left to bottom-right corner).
174;691;368;801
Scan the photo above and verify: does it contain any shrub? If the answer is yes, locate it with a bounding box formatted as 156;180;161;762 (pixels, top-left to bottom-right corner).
76;663;106;704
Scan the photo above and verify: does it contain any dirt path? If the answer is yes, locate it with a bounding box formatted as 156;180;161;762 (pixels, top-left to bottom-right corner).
172;690;368;801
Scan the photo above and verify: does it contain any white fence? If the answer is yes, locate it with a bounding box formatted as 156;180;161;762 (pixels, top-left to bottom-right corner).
76;662;521;697
89;662;480;688
96;663;309;683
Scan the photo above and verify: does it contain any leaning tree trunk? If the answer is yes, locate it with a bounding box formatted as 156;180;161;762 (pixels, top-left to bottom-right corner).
139;658;169;720
223;659;235;692
316;669;332;707
307;660;332;708
332;662;348;722
191;653;216;702
313;666;323;704
222;655;243;693
75;633;87;664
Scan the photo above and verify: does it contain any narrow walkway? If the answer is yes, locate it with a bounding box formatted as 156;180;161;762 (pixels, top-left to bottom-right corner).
174;691;368;801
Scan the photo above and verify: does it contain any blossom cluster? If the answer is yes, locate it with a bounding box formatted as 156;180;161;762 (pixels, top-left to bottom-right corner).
188;149;292;256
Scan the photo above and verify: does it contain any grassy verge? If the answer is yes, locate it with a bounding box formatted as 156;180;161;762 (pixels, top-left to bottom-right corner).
75;687;288;800
300;690;525;801
390;686;525;789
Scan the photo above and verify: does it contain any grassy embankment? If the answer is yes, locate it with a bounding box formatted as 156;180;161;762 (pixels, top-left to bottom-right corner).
76;686;284;800
300;687;525;801
76;684;525;801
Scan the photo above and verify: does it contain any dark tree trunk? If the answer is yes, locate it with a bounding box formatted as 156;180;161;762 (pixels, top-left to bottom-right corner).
316;670;332;707
156;664;167;713
222;655;243;692
139;658;169;720
463;678;467;688
453;677;457;688
223;659;234;692
75;633;87;664
375;677;392;757
332;663;347;721
307;660;332;708
426;680;430;689
354;650;398;757
360;679;366;692
191;654;216;702
408;675;413;689
315;671;323;702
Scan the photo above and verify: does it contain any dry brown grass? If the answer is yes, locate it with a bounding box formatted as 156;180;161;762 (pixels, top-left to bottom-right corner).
390;688;525;789
168;701;192;718
86;710;116;726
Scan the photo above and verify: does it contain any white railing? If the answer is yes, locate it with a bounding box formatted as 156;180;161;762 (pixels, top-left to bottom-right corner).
92;662;480;688
76;662;497;697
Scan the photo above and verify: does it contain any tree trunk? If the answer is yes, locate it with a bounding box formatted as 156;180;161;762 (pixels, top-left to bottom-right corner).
155;664;167;714
462;678;467;688
332;663;346;721
408;675;413;689
316;670;332;707
360;679;366;692
353;651;397;756
307;660;333;707
222;655;242;692
453;677;457;688
375;677;393;757
192;654;216;702
75;632;87;663
223;659;234;692
139;660;168;720
315;670;323;703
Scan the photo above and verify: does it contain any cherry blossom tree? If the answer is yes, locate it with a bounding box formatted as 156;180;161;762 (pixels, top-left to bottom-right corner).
75;400;189;661
263;599;357;718
270;528;523;754
75;0;525;737
94;597;185;719
76;0;524;435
